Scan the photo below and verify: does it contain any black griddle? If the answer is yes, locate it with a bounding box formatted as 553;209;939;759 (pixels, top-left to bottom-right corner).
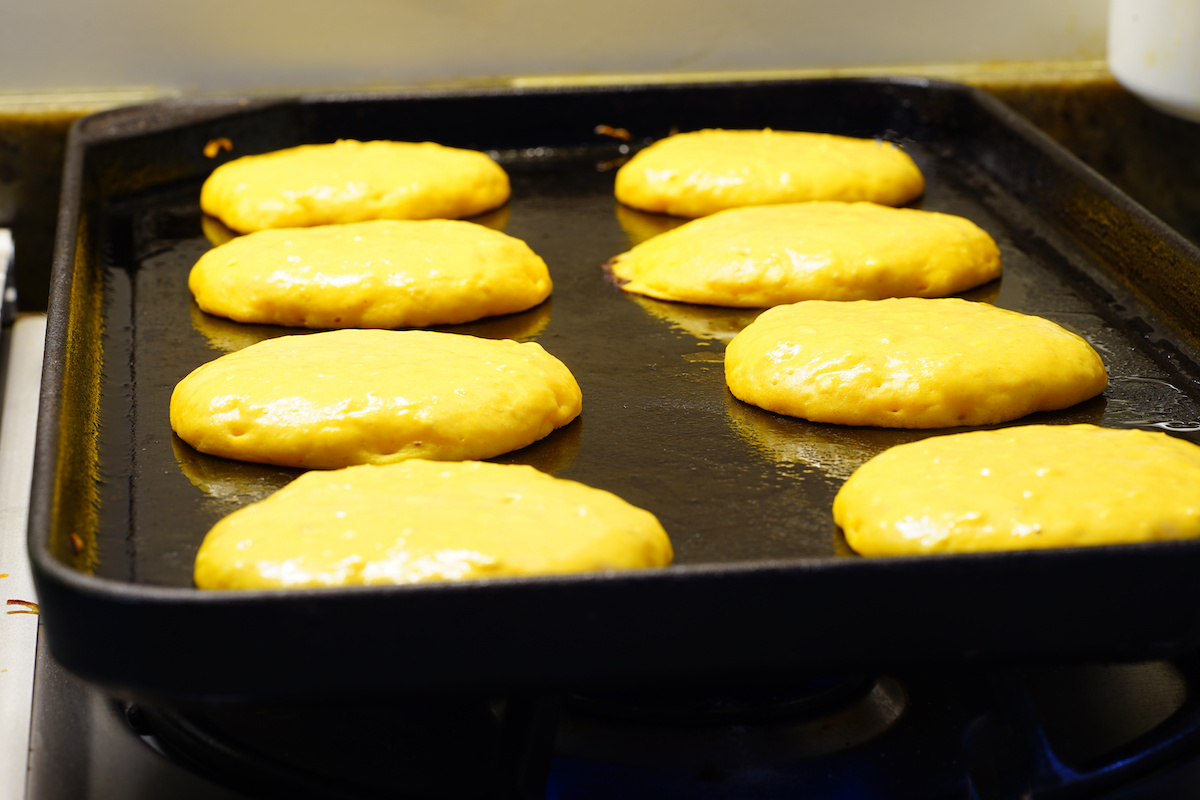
29;78;1200;705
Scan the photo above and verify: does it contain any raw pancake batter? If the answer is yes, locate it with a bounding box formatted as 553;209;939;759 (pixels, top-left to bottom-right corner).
724;298;1107;428
606;202;1000;306
189;219;551;328
834;424;1200;555
170;329;582;469
200;139;510;232
193;460;672;589
614;129;924;217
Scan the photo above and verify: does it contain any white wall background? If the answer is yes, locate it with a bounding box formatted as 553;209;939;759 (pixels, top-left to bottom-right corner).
0;0;1108;95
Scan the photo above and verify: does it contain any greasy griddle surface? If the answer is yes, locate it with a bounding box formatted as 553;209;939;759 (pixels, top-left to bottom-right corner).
34;79;1200;700
101;141;1196;587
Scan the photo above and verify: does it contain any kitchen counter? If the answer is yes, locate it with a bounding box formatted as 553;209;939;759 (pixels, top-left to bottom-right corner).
0;61;1196;313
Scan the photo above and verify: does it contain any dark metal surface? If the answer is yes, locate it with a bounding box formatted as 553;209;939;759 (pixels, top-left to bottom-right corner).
28;78;1200;704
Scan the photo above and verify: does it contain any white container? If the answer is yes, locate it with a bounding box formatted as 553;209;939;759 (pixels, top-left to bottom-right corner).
1108;0;1200;123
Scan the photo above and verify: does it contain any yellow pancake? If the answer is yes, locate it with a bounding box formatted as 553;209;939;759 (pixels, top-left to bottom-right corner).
607;202;1000;306
200;139;510;232
834;424;1200;555
189;219;551;328
614;129;924;218
724;298;1107;428
193;460;673;589
169;329;582;469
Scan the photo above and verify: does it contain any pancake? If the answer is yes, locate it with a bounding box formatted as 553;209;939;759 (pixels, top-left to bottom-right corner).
169;329;582;469
614;129;924;218
189;219;551;328
834;424;1200;555
193;459;672;589
200;139;510;232
606;202;1000;306
724;298;1107;428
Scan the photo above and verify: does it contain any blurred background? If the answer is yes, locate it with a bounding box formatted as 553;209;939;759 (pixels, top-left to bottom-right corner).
0;0;1195;308
0;0;1108;93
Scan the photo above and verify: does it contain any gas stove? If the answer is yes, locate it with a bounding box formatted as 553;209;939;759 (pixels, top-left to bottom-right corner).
13;78;1200;799
11;287;1200;798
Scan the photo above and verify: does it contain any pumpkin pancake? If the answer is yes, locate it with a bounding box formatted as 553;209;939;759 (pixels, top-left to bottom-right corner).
834;424;1200;555
614;129;924;218
170;329;581;469
606;202;999;306
724;298;1106;428
189;219;550;328
194;460;672;589
200;139;510;232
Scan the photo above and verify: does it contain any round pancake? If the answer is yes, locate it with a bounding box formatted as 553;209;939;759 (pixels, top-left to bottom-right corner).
834;424;1200;555
614;129;924;218
193;460;673;589
606;202;1000;306
170;329;582;469
200;139;510;233
189;219;552;328
724;298;1107;428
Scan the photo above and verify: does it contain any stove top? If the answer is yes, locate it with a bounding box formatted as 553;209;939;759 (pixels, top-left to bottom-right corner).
10;300;1200;800
9;170;1200;796
22;641;1200;800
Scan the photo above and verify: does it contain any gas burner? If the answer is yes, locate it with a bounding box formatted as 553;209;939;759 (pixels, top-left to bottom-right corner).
561;672;887;726
546;661;1200;800
128;694;535;800
556;673;904;767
